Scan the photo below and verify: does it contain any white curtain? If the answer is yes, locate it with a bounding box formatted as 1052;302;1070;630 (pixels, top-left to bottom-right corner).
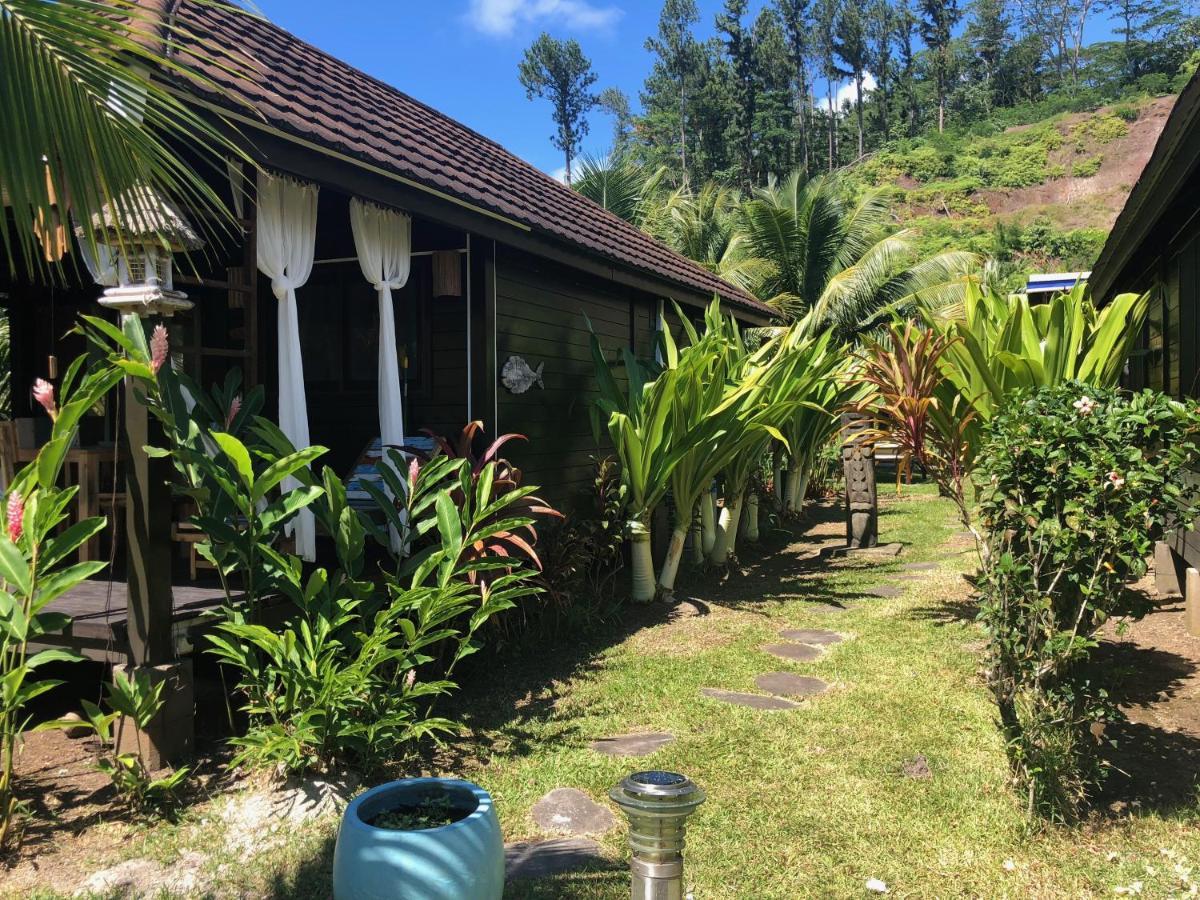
350;197;411;550
256;170;319;561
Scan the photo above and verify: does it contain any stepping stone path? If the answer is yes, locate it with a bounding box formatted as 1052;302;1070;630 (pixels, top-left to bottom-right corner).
531;788;616;836
778;628;842;645
866;584;903;598
762;642;823;662
505;838;606;882
755;672;828;697
588;732;674;757
700;687;799;710
902;562;940;572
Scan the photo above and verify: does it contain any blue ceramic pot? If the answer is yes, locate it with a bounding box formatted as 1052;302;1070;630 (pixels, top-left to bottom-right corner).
332;778;504;900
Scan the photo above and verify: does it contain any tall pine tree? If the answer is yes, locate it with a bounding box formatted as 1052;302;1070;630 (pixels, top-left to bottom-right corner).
917;0;961;132
717;0;757;188
776;0;813;175
645;0;702;178
833;1;870;157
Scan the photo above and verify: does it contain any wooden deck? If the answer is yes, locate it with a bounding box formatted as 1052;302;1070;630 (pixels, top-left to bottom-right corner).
35;580;234;662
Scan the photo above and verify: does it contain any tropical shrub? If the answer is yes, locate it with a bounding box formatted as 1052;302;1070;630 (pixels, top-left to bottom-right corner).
1070;154;1103;178
0;356;123;846
83;319;546;776
850;323;976;532
47;671;190;810
976;383;1200;820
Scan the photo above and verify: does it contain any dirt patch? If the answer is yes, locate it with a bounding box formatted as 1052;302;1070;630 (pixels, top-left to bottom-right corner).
1090;569;1200;813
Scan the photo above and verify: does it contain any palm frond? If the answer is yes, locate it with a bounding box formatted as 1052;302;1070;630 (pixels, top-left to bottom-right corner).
0;0;253;280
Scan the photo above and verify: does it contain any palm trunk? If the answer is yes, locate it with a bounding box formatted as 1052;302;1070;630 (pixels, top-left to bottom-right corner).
629;518;655;602
709;490;744;566
745;493;760;542
690;518;705;565
700;492;716;555
785;457;808;515
657;523;689;596
772;446;785;510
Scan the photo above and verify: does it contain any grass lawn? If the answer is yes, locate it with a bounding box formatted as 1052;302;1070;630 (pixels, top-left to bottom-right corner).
9;483;1200;898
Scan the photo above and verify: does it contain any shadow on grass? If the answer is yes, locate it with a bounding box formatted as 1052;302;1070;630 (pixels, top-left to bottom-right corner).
265;832;336;900
428;503;860;770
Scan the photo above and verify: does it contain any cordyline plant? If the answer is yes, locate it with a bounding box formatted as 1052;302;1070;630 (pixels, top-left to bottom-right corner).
976;383;1200;821
399;421;562;573
0;355;123;847
849;322;976;535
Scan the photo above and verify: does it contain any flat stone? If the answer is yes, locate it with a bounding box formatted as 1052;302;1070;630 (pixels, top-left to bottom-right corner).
821;542;904;560
700;687;799;710
779;628;842;645
588;732;675;757
755;672;829;697
531;788;616;836
761;642;823;662
505;838;606;881
866;584;903;598
902;562;940;572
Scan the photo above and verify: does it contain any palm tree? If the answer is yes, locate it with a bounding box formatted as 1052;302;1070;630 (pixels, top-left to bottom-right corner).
648;182;772;296
1;0;247;276
738;170;977;340
572;152;668;228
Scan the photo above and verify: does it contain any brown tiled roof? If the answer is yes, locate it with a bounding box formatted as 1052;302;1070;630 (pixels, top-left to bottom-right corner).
167;2;773;318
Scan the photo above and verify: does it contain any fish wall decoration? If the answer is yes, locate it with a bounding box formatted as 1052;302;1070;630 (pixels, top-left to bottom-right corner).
501;356;545;394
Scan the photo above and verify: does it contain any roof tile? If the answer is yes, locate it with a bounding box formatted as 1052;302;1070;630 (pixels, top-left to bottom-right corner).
170;2;772;317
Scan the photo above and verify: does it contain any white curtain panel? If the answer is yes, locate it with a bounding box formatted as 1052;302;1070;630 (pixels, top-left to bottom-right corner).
256;170;319;561
350;197;412;551
349;197;411;454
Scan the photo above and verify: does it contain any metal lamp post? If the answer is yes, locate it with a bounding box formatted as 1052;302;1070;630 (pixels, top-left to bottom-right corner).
610;771;706;900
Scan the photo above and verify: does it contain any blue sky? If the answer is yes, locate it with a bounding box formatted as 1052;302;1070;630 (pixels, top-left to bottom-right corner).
256;0;1122;178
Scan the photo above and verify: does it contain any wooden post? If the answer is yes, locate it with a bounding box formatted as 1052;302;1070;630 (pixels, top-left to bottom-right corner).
119;317;193;766
1154;541;1185;597
1187;568;1200;639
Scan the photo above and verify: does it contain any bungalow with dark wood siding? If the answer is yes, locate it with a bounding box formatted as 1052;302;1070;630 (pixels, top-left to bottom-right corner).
1091;71;1200;592
0;1;772;754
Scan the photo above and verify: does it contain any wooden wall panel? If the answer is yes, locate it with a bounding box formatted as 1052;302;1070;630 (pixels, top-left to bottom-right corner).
494;245;662;509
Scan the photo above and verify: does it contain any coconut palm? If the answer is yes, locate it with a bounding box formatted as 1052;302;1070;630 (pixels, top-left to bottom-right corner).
648;182;772;296
0;0;247;276
572;152;668;228
738;171;977;341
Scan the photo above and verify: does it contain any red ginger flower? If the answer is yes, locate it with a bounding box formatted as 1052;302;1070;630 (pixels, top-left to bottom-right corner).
225;395;242;431
6;492;23;543
150;324;169;376
32;378;56;421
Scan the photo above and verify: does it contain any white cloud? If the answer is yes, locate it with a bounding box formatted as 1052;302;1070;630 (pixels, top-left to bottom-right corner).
466;0;622;38
815;72;878;113
549;165;569;183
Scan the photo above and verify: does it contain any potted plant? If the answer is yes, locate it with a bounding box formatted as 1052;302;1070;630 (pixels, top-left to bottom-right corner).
332;778;504;900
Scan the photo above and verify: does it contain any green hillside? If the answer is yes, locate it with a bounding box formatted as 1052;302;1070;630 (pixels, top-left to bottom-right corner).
847;93;1176;285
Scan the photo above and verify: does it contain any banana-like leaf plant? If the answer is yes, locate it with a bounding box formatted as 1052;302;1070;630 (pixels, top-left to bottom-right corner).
589;312;736;601
926;282;1149;465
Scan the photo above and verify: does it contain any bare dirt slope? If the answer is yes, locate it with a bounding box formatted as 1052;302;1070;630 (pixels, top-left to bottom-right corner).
984;96;1176;230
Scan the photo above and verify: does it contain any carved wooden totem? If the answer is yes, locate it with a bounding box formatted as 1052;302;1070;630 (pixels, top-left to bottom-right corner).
841;414;878;549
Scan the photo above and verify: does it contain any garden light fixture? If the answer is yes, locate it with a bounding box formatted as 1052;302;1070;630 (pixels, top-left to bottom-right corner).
610;770;705;900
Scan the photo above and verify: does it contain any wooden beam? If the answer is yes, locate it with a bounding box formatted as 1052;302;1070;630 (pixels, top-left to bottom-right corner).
121;326;174;667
